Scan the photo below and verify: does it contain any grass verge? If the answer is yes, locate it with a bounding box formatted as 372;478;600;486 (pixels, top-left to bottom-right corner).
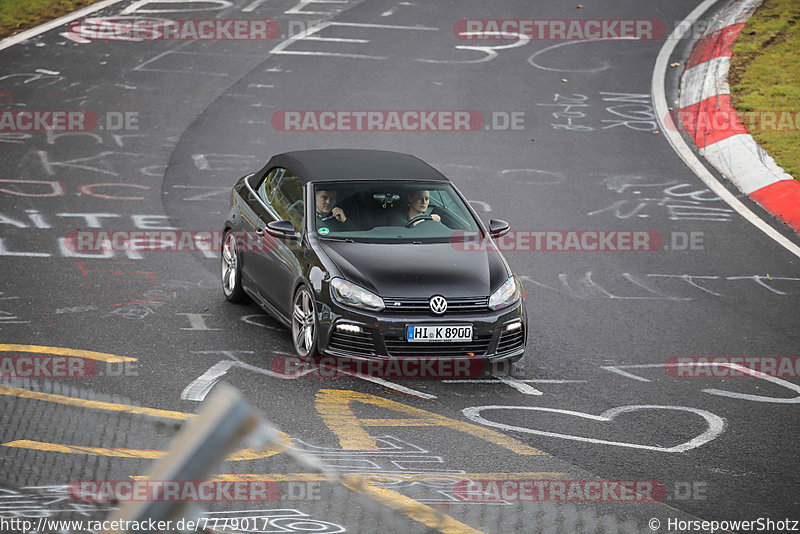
0;0;105;39
730;0;800;180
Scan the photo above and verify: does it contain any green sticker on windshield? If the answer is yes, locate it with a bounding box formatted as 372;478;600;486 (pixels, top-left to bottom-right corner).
318;227;330;235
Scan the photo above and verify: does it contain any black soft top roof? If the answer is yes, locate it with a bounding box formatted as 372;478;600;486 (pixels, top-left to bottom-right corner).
258;149;449;183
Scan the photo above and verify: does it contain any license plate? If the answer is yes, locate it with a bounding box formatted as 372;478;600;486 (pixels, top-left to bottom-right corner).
407;325;472;342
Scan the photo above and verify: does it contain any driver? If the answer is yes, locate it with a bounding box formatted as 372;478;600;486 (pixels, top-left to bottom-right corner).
389;190;442;227
315;189;352;231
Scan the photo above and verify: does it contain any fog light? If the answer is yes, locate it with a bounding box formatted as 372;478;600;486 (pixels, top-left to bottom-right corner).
336;323;362;334
505;321;522;332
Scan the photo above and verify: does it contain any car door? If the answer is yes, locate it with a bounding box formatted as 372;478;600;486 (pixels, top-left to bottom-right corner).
248;167;305;318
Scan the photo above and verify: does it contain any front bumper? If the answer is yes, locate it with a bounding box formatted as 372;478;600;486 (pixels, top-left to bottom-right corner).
316;297;527;363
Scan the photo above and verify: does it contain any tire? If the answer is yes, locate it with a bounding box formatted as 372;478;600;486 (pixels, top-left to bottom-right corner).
221;230;247;303
291;285;318;357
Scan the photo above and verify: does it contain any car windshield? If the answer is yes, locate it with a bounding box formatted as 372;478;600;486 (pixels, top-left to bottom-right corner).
312;181;482;243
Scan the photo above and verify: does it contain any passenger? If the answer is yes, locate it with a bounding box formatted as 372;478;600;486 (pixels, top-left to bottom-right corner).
389;190;442;227
315;189;351;231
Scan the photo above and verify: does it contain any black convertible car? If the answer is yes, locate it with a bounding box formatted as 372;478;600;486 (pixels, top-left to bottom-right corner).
221;149;527;364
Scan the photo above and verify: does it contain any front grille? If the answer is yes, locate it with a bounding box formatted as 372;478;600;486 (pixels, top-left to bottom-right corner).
328;328;376;356
382;297;488;315
384;334;492;357
496;326;524;354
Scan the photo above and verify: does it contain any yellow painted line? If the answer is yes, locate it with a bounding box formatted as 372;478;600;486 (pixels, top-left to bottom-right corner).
143;472;490;533
0;384;191;420
135;473;330;482
2;440;283;461
3;440;163;459
136;472;574;533
359;418;441;426
191;472;567;483
355;472;567;482
0;385;293;450
0;344;136;363
315;389;546;455
226;447;284;460
340;474;484;534
138;473;547;532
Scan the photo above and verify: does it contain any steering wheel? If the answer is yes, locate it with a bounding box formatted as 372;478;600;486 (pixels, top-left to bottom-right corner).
405;215;435;228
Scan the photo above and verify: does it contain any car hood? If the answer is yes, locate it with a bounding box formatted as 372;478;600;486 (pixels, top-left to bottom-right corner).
317;240;510;298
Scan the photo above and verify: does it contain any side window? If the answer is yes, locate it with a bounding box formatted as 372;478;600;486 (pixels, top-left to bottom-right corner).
259;167;304;231
438;188;474;229
428;190;445;208
258;168;282;205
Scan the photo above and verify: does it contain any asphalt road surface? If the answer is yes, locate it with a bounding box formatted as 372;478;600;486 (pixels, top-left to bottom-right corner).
1;0;798;533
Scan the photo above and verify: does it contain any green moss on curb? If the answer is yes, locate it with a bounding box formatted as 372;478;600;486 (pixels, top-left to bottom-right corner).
730;0;800;180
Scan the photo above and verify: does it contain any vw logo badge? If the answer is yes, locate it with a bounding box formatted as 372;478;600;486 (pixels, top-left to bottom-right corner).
429;295;448;315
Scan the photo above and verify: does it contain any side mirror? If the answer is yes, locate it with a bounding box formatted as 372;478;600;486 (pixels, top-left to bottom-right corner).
488;219;510;239
266;220;298;239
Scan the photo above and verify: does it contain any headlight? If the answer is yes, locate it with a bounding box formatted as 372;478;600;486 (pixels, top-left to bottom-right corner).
330;278;385;312
488;276;521;310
